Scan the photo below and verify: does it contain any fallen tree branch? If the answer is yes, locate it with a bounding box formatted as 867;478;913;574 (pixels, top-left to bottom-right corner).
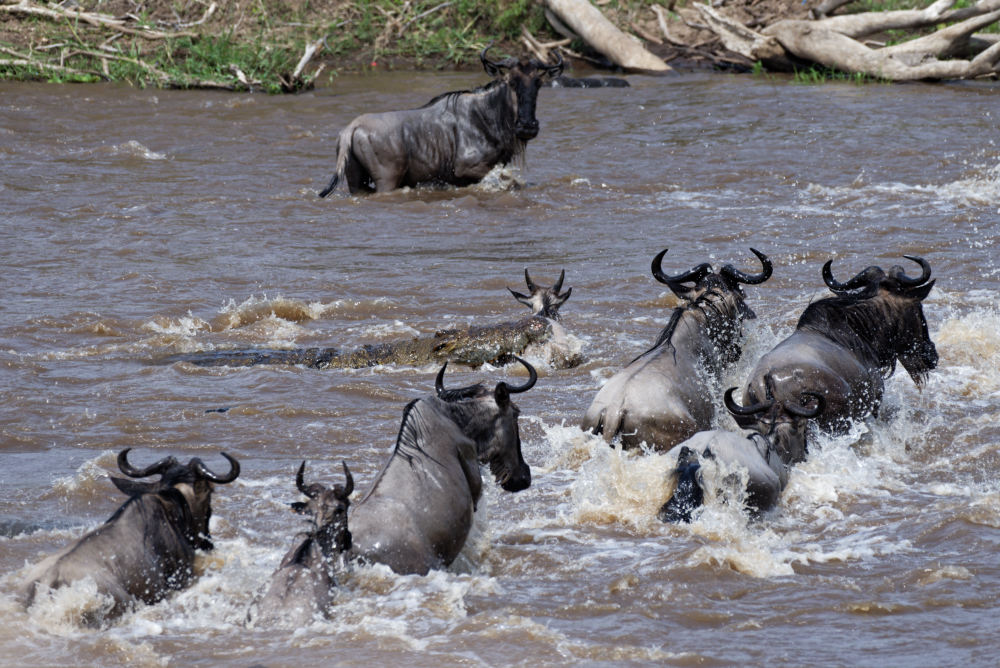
0;0;196;39
544;0;671;72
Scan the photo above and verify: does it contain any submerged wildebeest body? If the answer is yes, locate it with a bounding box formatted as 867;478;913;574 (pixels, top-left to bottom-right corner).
582;248;773;451
743;256;937;437
318;47;563;195
248;461;353;627
659;386;824;523
347;359;536;575
19;449;239;623
545;75;630;88
166;270;578;370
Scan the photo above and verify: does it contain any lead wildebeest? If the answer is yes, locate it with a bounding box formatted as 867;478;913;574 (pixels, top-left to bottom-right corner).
318;46;564;195
582;248;773;451
347;358;536;575
247;461;353;627
19;448;240;624
742;255;937;437
658;385;824;523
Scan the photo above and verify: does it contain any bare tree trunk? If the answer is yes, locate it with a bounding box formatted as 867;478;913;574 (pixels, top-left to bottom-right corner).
543;0;671;72
695;0;1000;80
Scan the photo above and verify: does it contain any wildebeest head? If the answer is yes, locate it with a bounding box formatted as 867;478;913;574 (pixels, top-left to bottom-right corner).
290;461;353;554
724;381;824;465
508;268;572;320
647;247;772;365
435;357;537;492
111;448;240;551
481;45;563;141
822;255;938;385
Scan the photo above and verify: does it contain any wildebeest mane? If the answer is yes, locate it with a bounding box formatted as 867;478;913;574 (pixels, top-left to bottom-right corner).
631;287;737;365
393;398;445;468
103;487;199;548
797;294;902;376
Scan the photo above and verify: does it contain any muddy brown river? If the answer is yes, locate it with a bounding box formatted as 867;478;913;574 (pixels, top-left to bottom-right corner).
1;71;999;666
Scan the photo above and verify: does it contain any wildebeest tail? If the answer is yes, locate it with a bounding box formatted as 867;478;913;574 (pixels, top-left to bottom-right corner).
658;447;703;523
318;126;355;198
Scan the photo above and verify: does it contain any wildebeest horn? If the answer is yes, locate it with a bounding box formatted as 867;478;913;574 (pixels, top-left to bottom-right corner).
783;392;825;418
822;260;885;293
651;248;712;287
524;268;538;292
720;248;772;285
501;357;537;394
336;461;354;499
117;448;178;478
553;269;565;294
889;255;931;287
191;452;240;484
295;460;316;498
435;361;450;397
542;50;564;74
723;387;772;416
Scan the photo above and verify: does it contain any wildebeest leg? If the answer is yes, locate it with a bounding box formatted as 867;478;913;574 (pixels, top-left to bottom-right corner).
344;152;374;193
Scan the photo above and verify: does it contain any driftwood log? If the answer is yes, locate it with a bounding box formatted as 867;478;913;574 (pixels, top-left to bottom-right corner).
697;0;1000;80
543;0;671;72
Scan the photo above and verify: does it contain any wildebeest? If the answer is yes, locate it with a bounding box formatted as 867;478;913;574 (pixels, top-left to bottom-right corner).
742;255;937;435
347;358;536;575
19;448;240;624
582;248;773;451
658;385;824;523
164;269;579;370
247;461;353;627
318;46;564;195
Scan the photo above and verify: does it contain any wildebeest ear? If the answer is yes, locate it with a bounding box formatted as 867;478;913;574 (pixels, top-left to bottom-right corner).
110;476;160;497
904;279;935;301
290;501;310;514
508;287;532;308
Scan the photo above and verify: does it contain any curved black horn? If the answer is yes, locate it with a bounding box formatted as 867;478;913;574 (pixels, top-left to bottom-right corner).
524;268;537;292
553;269;565;294
435;361;449;397
192;452;240;484
501;357;537;394
651;248;712;287
295;460;316;498
723;387;772;416
890;255;931;287
117;448;177;478
480;43;497;67
338;461;354;499
784;392;825;418
543;49;564;73
720;248;772;286
822;260;884;293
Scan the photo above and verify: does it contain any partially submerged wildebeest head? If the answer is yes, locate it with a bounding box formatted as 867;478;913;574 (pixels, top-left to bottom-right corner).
508;268;572;320
743;255;937;432
347;358;537;574
318;45;563;195
20;448;240;623
248;461;353;627
582;248;773;451
657;384;823;523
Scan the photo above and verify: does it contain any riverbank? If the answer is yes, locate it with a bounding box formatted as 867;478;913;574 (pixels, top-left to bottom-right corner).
0;0;812;92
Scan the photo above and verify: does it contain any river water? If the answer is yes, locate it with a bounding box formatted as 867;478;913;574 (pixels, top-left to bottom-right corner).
1;71;999;666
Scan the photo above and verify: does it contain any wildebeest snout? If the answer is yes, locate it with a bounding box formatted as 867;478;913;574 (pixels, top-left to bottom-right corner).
515;120;539;140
